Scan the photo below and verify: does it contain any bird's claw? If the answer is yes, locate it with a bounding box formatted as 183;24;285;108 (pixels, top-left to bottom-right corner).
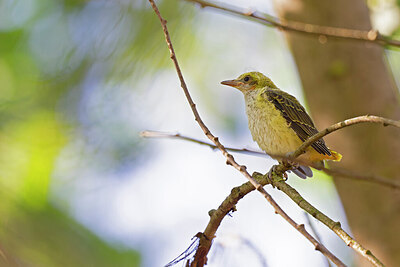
267;164;289;187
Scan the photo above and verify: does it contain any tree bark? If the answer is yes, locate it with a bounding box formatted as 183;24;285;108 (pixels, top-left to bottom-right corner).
272;0;400;266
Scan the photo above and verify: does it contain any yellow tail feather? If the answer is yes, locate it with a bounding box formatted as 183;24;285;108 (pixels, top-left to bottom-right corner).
329;150;342;162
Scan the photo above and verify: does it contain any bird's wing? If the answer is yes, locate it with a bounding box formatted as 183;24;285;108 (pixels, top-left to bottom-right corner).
264;89;331;155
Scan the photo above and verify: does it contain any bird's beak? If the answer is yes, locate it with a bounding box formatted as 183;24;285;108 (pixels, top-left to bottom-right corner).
221;79;240;88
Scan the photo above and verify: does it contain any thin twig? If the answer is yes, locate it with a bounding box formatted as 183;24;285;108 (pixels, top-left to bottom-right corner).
185;0;400;48
252;172;384;267
304;213;332;267
140;130;265;155
148;1;345;266
322;167;400;190
141;130;400;190
290;115;400;159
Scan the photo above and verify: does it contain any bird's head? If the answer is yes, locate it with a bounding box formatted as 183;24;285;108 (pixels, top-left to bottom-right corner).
221;71;277;92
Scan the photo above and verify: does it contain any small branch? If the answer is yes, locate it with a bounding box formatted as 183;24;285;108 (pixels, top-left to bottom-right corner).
185;0;400;48
148;1;345;266
191;176;268;267
252;172;384;267
140;130;266;156
141;130;400;190
290;115;400;159
304;213;332;267
321;167;400;190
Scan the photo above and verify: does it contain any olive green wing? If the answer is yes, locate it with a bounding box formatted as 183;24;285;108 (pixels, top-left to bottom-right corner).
264;89;331;155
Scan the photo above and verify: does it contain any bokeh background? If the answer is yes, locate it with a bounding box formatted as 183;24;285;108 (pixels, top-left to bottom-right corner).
1;0;399;266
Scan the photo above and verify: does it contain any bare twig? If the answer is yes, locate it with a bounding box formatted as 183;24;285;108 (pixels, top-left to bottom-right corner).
322;167;400;190
290;115;400;159
140;130;266;155
304;213;332;267
252;172;384;267
185;0;400;48
141;130;400;190
148;1;345;266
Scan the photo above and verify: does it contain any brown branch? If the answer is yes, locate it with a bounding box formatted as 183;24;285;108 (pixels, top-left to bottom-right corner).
304;213;332;267
189;175;269;267
322;167;400;190
140;130;266;155
148;1;345;266
290;115;400;159
141;130;400;190
185;0;400;48
251;172;385;267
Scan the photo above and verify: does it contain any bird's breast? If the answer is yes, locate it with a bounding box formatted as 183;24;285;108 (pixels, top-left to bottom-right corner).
244;92;303;156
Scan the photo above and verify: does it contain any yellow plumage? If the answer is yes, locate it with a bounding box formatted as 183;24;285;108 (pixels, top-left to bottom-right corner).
245;88;302;156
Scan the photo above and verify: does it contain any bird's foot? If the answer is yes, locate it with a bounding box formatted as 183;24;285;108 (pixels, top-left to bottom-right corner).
267;165;287;187
268;164;289;185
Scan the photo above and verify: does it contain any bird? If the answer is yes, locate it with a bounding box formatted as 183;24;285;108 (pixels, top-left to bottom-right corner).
221;71;341;178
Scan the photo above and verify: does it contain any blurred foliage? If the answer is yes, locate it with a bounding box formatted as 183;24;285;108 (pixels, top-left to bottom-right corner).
0;0;197;265
0;196;140;266
392;24;400;41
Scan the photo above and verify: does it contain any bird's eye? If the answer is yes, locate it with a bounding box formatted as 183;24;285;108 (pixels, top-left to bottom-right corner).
243;76;250;82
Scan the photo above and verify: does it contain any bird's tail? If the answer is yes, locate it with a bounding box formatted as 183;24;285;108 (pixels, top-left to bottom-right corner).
291;165;313;179
291;150;341;178
316;149;342;162
328;150;342;162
